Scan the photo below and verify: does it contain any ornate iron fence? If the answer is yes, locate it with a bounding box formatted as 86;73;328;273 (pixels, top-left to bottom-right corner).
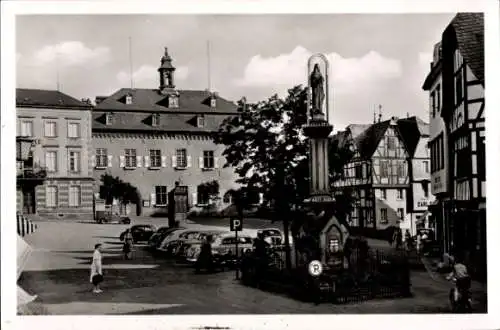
240;246;412;304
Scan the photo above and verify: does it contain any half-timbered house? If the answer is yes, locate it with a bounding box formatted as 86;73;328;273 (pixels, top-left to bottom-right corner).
434;13;485;278
334;117;430;231
91;48;240;217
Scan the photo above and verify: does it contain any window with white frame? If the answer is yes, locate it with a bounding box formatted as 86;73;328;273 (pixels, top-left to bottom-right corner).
44;121;57;137
152;114;160;127
387;137;395;150
380;188;387;200
176;149;187;168
68;122;80;138
45;151;57;172
20;120;33;137
380;208;388;224
155;185;167;206
96;148;107;168
397;162;406;177
203;150;214;169
150;149;161;168
168;96;179;108
380;161;389;178
197;115;205;128
125;149;137;167
125;95;133;105
397;188;404;200
46;186;58;207
68;151;81;173
423;160;429;173
422;181;429;198
69;185;81;207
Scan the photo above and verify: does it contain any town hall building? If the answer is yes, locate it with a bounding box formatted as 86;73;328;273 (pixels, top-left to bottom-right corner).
91;48;240;216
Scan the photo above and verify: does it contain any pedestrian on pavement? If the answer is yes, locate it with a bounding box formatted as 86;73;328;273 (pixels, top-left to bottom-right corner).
122;229;134;260
395;228;403;250
404;230;412;251
195;235;214;274
90;243;104;294
416;233;422;254
253;232;270;286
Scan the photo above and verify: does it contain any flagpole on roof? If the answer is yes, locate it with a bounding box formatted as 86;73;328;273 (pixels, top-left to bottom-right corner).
129;36;134;89
56;51;60;91
207;40;211;93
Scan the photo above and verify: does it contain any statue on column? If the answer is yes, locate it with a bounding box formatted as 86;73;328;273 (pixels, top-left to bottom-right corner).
309;63;325;118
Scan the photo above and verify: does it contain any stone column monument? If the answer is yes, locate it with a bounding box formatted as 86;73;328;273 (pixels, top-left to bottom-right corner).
300;54;349;267
304;55;334;203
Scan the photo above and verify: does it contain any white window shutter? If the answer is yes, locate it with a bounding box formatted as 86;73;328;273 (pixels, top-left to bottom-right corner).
136;156;142;167
199;156;204;169
187;156;192;168
161;156;167;167
259;193;264;205
144;156;150;168
150;192;156;206
91;155;96;168
192;192;197;206
214;157;219;169
172;155;177;168
119;156;125;168
107;155;113;167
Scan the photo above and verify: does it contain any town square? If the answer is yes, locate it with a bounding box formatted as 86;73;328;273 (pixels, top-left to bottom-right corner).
4;6;494;324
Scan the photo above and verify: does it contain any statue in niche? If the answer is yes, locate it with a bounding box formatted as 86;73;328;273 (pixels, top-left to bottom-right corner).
309;63;325;118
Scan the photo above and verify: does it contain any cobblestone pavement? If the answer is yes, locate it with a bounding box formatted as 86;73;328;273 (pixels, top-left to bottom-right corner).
18;220;487;315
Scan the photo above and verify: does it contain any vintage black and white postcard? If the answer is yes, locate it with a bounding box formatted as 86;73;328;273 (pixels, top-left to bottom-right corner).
2;1;499;330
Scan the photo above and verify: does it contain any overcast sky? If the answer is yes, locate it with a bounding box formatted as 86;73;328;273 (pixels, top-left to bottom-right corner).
16;14;454;131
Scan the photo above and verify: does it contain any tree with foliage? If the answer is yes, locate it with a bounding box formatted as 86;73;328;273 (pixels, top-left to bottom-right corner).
215;85;355;270
99;174;141;215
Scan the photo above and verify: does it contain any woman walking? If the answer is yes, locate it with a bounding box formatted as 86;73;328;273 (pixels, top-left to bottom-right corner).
123;229;134;260
90;243;103;293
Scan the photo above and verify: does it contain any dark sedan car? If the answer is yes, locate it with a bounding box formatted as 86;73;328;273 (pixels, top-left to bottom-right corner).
120;225;156;243
147;226;186;250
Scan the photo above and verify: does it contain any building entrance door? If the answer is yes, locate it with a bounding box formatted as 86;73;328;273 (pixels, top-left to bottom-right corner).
174;186;189;213
22;189;35;214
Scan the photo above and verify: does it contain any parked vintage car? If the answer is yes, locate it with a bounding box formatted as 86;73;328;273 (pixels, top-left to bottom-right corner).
147;226;186;250
95;211;131;224
119;224;156;243
176;230;227;261
185;232;253;268
157;229;201;256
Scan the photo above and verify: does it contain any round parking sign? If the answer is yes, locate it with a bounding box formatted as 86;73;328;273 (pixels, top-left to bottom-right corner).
308;260;323;276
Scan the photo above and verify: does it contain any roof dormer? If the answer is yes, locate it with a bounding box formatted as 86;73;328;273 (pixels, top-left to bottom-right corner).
197;114;205;128
105;113;113;126
168;94;179;108
151;113;160;127
125;94;133;105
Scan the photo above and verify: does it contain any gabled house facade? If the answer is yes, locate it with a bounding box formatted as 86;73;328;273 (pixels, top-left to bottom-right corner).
423;13;485;279
92;48;240;217
16;89;94;220
333;117;424;231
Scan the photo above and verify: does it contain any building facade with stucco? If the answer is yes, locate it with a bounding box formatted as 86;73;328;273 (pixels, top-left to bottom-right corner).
16;89;94;220
91;48;240;217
